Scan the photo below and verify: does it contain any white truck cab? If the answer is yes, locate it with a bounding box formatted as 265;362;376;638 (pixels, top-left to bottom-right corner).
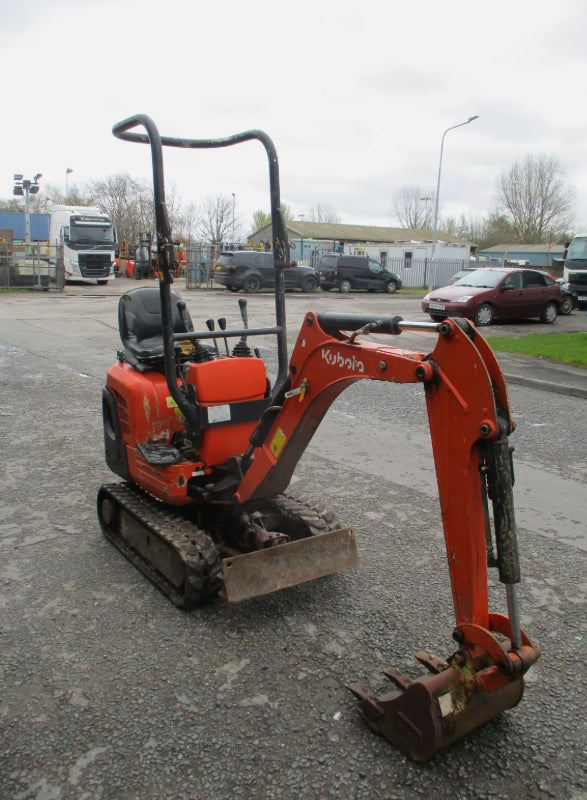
563;233;587;307
49;205;116;284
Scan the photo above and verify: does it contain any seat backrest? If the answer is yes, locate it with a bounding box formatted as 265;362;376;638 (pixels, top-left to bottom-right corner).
118;286;193;368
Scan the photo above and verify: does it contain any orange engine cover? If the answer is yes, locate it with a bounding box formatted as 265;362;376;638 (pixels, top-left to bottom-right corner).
184;357;267;465
185;357;267;404
106;356;267;474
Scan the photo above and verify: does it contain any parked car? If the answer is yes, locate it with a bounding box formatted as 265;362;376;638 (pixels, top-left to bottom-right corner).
318;254;402;293
213;251;319;293
447;267;478;285
421;267;564;326
555;278;579;315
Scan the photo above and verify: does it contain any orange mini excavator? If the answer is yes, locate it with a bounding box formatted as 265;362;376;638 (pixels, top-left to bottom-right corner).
98;114;540;761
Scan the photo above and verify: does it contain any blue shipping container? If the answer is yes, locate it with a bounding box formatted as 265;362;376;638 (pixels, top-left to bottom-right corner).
0;212;51;241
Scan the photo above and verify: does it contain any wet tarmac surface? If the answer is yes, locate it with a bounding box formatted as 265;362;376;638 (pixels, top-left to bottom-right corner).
1;281;585;799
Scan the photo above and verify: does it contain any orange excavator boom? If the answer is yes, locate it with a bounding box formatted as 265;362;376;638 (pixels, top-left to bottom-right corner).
233;310;541;760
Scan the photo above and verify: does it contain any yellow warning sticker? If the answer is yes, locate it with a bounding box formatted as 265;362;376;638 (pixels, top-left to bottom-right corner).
166;396;183;417
269;427;288;459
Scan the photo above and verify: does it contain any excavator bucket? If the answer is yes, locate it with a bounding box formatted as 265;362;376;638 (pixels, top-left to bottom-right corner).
348;642;531;762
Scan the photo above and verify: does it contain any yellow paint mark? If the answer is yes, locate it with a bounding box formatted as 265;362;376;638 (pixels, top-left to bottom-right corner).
269;427;287;459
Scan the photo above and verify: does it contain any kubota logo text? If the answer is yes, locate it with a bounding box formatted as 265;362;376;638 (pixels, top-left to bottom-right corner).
321;348;365;373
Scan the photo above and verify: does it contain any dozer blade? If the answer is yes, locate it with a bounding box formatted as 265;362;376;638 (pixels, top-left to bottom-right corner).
348;652;525;762
221;526;359;603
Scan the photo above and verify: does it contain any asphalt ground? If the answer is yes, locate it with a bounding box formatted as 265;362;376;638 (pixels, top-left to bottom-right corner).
0;279;586;800
64;276;587;399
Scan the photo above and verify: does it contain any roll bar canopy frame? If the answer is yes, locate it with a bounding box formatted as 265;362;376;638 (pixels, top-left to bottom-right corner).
112;114;291;437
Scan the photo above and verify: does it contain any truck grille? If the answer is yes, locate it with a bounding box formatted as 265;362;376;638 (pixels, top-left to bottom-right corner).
79;253;111;278
569;271;587;287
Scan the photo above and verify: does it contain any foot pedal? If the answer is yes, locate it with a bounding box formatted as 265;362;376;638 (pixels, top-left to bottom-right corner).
136;442;182;466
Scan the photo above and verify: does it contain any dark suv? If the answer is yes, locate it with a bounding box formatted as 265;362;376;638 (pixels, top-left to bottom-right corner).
213;251;319;294
318;254;402;293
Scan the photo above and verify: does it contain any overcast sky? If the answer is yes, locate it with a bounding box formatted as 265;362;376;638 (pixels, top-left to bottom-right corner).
2;0;586;235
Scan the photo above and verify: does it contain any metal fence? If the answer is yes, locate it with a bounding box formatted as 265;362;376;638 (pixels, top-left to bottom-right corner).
0;243;64;291
185;244;221;289
178;244;469;292
384;257;469;289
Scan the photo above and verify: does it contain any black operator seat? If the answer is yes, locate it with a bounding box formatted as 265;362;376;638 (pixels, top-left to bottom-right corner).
118;286;197;371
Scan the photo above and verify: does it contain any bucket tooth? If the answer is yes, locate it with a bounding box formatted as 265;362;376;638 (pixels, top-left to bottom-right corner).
381;666;412;691
414;651;449;674
347;682;375;704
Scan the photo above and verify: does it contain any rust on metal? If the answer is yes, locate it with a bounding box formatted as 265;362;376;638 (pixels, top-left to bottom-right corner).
221;526;358;603
348;649;525;762
415;651;449;674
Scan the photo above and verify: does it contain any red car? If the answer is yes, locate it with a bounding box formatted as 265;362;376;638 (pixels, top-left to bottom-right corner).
422;267;563;326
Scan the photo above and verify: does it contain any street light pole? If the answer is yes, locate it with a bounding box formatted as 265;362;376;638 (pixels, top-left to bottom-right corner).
298;214;305;262
65;168;73;199
231;193;235;246
430;115;479;265
13;173;42;248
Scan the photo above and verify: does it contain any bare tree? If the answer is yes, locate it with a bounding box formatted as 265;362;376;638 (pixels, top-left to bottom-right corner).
0;197;29;212
174;201;200;245
497;154;576;243
438;214;465;239
40;183;89;208
0;186;83;213
438;213;486;243
86;174;154;244
277;202;294;224
195;194;236;244
390;186;435;229
308;203;340;223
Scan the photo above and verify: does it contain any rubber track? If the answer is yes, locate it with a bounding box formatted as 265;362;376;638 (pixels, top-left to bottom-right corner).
263;493;339;536
98;484;339;607
98;482;223;608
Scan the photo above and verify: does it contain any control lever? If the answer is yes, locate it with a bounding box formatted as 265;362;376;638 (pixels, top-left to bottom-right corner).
233;298;252;357
218;318;230;355
205;319;220;355
238;297;248;326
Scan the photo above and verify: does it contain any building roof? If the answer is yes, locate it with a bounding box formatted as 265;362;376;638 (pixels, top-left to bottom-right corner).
253;220;471;246
479;243;565;254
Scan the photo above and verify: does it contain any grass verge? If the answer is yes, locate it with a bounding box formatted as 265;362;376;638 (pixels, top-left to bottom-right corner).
485;332;587;367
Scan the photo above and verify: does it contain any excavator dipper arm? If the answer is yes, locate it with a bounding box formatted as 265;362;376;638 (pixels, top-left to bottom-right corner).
235;311;541;760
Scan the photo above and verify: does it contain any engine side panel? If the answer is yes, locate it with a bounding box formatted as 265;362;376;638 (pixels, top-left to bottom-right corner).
105;357;269;502
106;362;185;446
